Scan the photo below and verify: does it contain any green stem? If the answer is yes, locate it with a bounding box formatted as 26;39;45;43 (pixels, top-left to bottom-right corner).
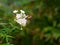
6;37;9;43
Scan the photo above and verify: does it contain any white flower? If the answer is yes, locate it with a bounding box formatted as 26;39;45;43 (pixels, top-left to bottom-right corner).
14;10;28;27
16;14;22;19
16;13;27;19
13;10;18;13
20;10;25;13
15;18;27;26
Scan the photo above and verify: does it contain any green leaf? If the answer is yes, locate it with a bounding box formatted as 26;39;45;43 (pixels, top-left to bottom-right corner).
1;43;14;45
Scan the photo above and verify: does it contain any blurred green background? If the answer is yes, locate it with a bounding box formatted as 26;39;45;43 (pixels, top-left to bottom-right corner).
0;0;60;45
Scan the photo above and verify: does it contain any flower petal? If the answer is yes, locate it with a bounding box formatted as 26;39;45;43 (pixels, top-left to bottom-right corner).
20;10;25;13
13;10;18;13
15;18;27;26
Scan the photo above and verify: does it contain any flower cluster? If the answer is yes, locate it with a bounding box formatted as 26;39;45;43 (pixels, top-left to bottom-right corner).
13;10;28;27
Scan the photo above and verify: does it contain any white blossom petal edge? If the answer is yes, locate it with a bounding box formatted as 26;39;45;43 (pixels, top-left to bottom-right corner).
20;10;25;13
13;10;18;13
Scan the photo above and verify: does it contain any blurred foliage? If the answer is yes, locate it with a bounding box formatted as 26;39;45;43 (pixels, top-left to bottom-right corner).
0;0;60;45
